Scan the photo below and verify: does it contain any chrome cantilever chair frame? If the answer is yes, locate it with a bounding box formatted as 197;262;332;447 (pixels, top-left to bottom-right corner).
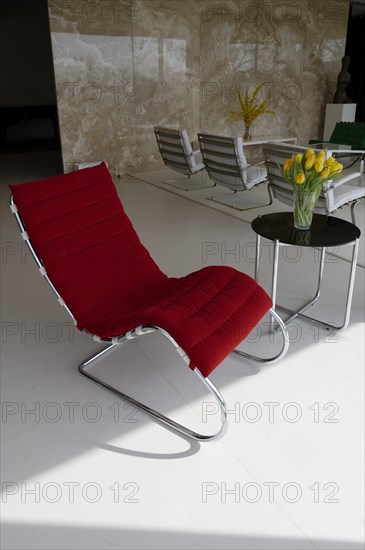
154;126;212;191
10;195;289;441
198;133;273;211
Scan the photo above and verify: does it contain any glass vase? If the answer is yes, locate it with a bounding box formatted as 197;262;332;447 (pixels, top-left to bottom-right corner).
293;190;316;230
244;124;251;140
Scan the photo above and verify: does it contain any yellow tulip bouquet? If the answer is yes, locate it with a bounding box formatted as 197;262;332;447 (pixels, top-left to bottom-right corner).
278;149;343;229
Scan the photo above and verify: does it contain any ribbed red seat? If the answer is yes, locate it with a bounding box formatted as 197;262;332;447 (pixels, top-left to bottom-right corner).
10;163;272;377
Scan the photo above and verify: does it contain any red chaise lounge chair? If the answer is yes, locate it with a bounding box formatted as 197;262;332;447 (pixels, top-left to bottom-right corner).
10;162;288;441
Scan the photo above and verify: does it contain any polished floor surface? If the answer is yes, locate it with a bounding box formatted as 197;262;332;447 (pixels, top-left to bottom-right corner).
1;157;364;549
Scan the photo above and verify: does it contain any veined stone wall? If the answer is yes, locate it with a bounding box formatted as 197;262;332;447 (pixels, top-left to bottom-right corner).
48;0;350;176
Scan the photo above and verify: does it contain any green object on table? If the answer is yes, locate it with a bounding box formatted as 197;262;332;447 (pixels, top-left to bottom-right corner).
309;121;365;149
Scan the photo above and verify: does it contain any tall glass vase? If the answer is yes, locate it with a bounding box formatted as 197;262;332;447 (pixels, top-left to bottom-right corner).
244;124;251;140
293;190;316;230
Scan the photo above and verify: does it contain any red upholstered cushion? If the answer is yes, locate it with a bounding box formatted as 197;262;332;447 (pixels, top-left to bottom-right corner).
10;163;272;377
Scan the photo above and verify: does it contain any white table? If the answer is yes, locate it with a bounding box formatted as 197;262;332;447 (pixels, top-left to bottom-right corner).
229;136;297;163
192;136;297;160
231;135;297;146
193;134;296;146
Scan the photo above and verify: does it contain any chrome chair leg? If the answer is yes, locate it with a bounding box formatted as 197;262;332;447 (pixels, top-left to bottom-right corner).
163;174;214;191
349;198;364;226
232;308;289;364
79;326;228;441
79;311;289;442
269;239;280;332
207;183;273;212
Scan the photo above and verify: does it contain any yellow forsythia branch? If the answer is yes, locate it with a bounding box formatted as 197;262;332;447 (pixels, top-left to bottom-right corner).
228;83;275;125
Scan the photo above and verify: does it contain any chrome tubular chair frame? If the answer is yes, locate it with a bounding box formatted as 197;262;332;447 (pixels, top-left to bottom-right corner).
10;195;289;441
198;133;272;211
154;127;212;191
80;310;289;441
80;326;228;441
232;307;289;363
208;178;273;212
348;197;365;226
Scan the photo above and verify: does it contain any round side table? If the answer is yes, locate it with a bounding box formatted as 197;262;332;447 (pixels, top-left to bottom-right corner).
251;212;361;330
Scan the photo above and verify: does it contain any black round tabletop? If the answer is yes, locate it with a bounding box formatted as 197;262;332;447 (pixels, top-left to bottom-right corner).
251;212;361;247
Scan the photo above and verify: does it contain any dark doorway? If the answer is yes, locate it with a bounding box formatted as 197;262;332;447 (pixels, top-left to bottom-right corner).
346;2;365;122
0;0;63;184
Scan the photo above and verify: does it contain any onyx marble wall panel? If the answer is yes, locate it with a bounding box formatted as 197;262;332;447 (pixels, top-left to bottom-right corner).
49;1;137;176
131;0;200;171
199;0;350;146
49;0;350;174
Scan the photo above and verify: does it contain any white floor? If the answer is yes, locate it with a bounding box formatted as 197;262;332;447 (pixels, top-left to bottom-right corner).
1;160;364;550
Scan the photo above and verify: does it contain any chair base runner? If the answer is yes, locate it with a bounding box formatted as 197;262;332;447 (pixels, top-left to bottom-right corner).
79;312;289;442
208;185;273;212
232;308;289;363
163;174;214;191
79;332;228;442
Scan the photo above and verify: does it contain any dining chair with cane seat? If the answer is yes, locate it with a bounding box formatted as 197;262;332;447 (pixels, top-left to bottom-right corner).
197;133;272;211
154;126;212;191
9;163;289;441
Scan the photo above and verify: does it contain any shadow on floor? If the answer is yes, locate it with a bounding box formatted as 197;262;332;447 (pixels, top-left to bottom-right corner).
2;523;363;550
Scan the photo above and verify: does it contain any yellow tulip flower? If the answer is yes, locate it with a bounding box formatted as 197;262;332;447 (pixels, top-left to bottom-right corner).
314;160;324;173
321;168;331;179
305;149;315;159
305;157;315;170
279;151;343;191
295;172;305;184
283;159;293;171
